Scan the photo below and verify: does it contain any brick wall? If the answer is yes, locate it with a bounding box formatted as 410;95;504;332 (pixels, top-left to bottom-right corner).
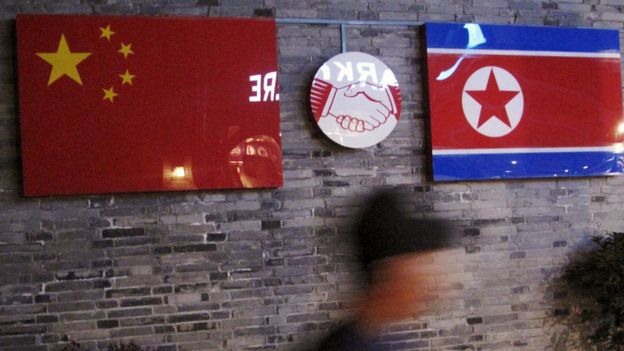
1;0;624;350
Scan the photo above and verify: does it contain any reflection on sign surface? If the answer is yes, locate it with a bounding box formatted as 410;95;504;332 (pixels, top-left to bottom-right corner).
17;15;282;196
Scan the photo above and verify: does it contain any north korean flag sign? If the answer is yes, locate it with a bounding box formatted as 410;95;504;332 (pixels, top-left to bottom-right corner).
17;15;282;196
425;23;624;181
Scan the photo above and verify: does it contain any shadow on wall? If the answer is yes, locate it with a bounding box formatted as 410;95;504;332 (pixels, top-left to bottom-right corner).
3;18;24;194
545;232;624;351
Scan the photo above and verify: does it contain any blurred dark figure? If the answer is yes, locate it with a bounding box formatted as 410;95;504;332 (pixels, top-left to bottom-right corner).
312;189;456;351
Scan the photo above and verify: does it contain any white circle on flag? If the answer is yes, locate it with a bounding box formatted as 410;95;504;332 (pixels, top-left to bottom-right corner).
462;66;524;138
309;52;401;148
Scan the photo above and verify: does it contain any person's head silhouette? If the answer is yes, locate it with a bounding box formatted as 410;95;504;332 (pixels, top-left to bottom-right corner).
312;188;458;351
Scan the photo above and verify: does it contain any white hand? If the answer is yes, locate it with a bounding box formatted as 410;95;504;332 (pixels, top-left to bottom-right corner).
344;81;397;114
326;83;392;131
336;115;365;132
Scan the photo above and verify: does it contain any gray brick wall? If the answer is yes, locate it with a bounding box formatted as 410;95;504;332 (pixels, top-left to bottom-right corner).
1;0;623;350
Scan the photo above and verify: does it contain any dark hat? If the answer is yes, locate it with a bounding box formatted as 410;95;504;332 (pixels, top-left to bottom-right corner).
354;189;454;270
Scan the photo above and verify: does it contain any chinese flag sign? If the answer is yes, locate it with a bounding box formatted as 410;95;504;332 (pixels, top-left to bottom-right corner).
17;15;282;196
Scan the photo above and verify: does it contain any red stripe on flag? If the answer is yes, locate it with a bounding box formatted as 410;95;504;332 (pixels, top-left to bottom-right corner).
427;53;623;149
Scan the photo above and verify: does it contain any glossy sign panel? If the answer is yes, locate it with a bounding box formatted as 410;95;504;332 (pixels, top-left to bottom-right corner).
17;15;282;196
310;52;402;148
425;23;624;181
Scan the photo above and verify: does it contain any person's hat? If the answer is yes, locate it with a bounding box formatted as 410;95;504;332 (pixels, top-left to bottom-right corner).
354;189;454;270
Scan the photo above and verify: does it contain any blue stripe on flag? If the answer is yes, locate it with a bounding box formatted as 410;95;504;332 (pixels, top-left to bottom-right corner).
433;152;624;181
425;22;620;54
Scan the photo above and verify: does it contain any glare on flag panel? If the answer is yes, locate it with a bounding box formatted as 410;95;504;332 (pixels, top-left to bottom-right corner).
17;15;283;196
425;23;624;181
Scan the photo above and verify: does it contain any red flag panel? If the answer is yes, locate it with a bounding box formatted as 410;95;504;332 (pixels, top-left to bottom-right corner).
427;54;623;150
17;15;282;196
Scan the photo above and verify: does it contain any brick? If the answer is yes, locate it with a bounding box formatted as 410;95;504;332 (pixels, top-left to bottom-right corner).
206;233;227;241
0;335;37;346
119;297;163;307
36;315;58;324
167;313;211;323
105;287;151;298
55;270;103;281
169;293;202;306
466;317;483;325
234;326;275;336
48;301;95;313
155;325;176;334
101;228;146;238
152;246;173;254
58;309;105;324
96;300;118;309
108;307;152;318
96;319;119;329
484;313;518;324
172;244;217;253
176;322;215;332
286;312;328;323
261;220;282;230
119;316;165;327
109;326;153;338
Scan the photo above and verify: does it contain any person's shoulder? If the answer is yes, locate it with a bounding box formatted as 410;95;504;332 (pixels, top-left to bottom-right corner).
314;325;351;350
309;323;380;351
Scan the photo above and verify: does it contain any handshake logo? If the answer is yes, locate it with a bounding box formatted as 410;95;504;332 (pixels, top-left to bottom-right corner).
312;80;398;132
310;52;402;148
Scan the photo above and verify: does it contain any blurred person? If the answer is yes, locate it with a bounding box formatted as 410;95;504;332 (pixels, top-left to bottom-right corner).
311;189;458;351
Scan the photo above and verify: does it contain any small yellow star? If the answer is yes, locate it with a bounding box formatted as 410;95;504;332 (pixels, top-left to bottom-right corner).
118;43;134;59
119;69;135;85
36;34;91;86
99;25;115;41
103;87;118;102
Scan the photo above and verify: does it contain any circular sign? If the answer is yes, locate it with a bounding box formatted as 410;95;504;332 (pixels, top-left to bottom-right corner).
310;52;402;148
462;66;523;138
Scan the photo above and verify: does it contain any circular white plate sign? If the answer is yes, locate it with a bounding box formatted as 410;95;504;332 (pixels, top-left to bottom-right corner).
462;66;524;138
310;52;402;148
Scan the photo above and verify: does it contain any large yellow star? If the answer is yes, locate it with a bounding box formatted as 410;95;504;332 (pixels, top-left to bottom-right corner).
103;86;118;102
118;43;134;59
36;34;92;86
99;25;115;41
119;69;135;85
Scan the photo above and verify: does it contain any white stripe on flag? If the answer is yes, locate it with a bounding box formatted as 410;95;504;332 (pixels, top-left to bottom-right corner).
433;146;621;155
427;48;621;59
